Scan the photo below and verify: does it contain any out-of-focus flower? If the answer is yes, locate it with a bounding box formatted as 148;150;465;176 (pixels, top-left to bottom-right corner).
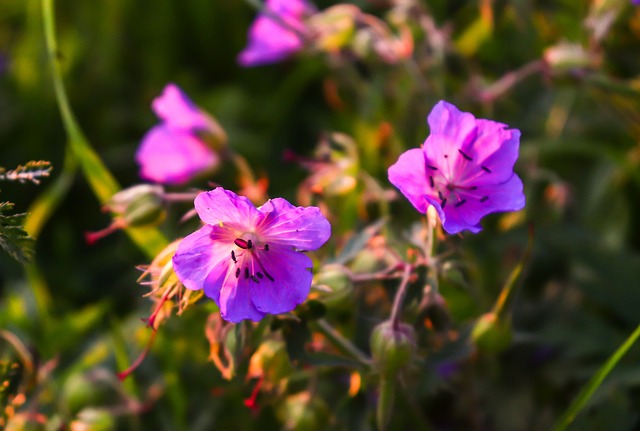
136;83;226;185
238;0;316;67
388;100;525;234
172;187;331;322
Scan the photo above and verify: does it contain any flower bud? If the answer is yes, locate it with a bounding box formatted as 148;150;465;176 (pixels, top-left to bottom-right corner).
106;184;166;227
313;264;354;310
370;320;416;377
543;42;598;76
308;4;359;53
70;408;116;431
471;313;512;353
276;392;330;431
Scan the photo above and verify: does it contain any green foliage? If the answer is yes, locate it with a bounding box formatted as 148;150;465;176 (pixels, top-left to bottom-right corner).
0;202;34;264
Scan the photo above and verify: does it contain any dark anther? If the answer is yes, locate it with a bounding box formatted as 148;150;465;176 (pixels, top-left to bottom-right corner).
234;238;249;249
427;165;438;170
265;271;275;282
438;191;444;200
247;239;253;249
480;196;489;203
257;272;264;279
429;176;435;188
455;199;467;208
441;198;447;208
231;250;237;263
444;154;449;158
481;165;492;173
469;186;478;190
244;268;249;279
458;149;473;161
235;268;241;278
251;275;259;283
264;244;269;252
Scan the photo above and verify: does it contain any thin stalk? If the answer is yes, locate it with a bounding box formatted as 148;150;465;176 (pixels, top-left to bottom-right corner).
389;264;412;330
313;319;371;368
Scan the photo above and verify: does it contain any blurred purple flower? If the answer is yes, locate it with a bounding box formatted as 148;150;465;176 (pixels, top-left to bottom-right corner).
172;187;331;322
634;0;640;5
388;101;525;234
238;0;316;67
136;83;221;185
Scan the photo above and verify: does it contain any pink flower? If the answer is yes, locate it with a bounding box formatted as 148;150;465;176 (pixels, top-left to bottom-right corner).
388;101;525;234
172;187;331;322
136;84;221;185
238;0;315;67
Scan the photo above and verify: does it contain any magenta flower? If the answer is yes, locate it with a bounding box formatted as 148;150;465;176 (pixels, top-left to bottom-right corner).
136;84;221;185
172;187;331;322
238;0;315;67
388;101;525;234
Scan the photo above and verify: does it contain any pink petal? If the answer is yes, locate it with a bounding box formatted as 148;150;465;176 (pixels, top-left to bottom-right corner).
152;83;211;130
248;246;313;314
257;198;331;251
194;188;262;230
456;174;525;227
427;101;478;150
388;148;431;213
136;126;218;185
217;274;266;322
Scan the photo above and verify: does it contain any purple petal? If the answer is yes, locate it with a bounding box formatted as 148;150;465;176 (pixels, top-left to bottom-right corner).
237;0;313;67
248;246;313;314
427;101;478;150
257;198;331;251
194;188;262;230
459;119;521;186
217;275;266;322
388;148;431;213
457;174;525;227
172;225;229;294
152;83;211;130
136;125;218;185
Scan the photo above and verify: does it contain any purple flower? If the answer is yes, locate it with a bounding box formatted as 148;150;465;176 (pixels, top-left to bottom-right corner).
238;0;315;67
136;84;221;185
172;187;331;322
388;101;525;234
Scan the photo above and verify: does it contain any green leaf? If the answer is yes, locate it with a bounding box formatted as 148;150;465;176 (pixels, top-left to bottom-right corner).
0;202;35;264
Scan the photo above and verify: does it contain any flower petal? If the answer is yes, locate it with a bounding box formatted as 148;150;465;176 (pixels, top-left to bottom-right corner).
388;148;431;214
427;101;478;150
136;125;218;185
152;83;211;130
248;246;313;314
217;275;266;322
172;225;229;295
194;188;262;231
257;198;331;251
457;174;526;227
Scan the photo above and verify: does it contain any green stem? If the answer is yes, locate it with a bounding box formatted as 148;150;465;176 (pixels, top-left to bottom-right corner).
312;319;371;368
552;322;640;431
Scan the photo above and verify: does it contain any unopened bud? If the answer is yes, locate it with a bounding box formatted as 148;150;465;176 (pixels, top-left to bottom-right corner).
308;4;359;53
313;264;354;310
107;184;166;227
543;42;598;75
370;320;416;377
471;313;512;353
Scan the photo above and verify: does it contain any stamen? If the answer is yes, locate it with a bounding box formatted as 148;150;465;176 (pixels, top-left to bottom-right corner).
257;272;264;279
251;275;259;283
444;154;449;158
264;244;269;252
244;268;249;279
458;149;473;161
441;198;447;208
429;176;435;188
438;191;444;200
481;165;492;173
231;250;237;263
427;164;438;170
235;268;241;278
234;238;249;249
480;196;489;203
265;272;275;282
247;239;253;249
455;199;467;208
469;186;478;190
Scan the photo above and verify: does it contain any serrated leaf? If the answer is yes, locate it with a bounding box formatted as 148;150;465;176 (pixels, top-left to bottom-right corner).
0;202;35;264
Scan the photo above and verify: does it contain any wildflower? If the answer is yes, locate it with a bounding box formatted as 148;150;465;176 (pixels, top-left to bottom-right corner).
388;101;525;234
172;187;331;322
136;83;226;185
238;0;315;67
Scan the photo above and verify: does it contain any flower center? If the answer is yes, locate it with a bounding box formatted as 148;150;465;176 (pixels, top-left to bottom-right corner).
427;148;491;208
230;234;274;283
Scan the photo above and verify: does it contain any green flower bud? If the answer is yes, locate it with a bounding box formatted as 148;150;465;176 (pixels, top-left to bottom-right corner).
106;184;166;227
70;408;116;431
471;313;512;353
313;264;354;310
370;320;416;377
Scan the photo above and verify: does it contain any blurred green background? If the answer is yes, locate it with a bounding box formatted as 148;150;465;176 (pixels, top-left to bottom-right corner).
2;0;640;430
